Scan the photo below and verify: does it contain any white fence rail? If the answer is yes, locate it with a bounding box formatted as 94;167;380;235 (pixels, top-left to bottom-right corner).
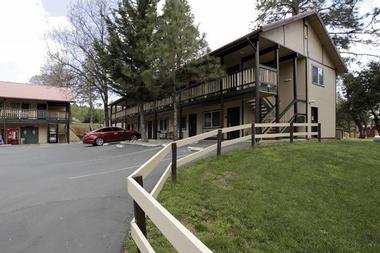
127;122;321;252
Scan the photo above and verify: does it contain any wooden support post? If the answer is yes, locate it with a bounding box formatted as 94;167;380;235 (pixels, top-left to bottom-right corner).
255;38;261;129
171;142;177;183
179;102;183;140
220;56;225;130
275;47;280;132
318;123;321;142
133;175;147;253
251;123;256;147
153;110;158;139
2;99;6;144
293;56;298;117
67;103;71;144
290;122;294;143
217;129;222;156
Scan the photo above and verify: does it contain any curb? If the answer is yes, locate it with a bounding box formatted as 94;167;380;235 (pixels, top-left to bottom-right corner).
120;141;166;148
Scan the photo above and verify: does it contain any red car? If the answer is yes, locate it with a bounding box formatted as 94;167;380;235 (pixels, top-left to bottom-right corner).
83;127;141;146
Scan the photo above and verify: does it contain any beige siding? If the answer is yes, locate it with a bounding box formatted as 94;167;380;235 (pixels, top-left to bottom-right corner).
307;59;336;138
261;20;305;55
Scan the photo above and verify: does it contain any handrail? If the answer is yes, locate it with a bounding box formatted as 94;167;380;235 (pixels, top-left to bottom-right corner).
115;66;278;118
128;122;321;253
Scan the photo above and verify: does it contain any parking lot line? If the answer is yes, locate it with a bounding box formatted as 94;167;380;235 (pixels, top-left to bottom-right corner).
68;154;188;180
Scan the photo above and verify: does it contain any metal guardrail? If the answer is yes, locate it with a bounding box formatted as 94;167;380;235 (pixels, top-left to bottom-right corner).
127;122;321;253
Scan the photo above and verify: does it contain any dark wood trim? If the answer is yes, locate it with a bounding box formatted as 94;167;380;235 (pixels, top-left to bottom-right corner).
293;56;298;116
275;48;280;124
241;96;244;136
179;100;183;140
2;99;6;144
153;110;158;139
305;58;309;133
255;37;261;124
67;103;71;144
220;56;225;129
265;52;298;67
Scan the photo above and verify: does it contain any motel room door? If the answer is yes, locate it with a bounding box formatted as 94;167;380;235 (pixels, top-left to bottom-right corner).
311;107;319;132
227;107;240;139
147;121;153;139
188;114;197;137
21;127;39;144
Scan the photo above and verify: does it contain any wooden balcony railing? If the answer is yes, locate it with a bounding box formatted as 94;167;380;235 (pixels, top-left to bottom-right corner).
0;109;68;121
113;66;278;119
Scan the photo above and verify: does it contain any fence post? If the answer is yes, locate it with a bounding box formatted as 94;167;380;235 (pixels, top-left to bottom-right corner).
251;123;256;147
217;129;222;156
171;142;177;183
290;122;294;143
318;123;321;142
133;175;146;253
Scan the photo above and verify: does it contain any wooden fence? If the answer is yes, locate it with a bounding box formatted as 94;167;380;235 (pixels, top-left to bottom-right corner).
127;122;321;253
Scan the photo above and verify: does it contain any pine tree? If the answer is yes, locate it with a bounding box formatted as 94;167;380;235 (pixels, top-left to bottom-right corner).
254;0;379;52
95;0;160;141
155;0;224;140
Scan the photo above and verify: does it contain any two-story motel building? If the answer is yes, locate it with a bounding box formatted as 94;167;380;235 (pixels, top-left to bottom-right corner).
0;81;74;144
109;11;347;140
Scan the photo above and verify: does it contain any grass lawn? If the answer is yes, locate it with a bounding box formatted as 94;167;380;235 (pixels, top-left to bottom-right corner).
71;122;103;138
127;141;380;252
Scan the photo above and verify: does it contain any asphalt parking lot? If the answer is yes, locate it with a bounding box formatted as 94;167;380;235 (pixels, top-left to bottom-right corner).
0;140;250;253
0;142;182;253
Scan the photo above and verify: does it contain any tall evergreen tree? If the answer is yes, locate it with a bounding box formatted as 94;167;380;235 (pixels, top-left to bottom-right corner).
254;0;379;52
95;0;160;141
155;0;224;140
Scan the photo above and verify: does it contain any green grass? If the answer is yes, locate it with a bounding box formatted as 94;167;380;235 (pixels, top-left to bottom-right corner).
71;122;103;138
127;141;380;252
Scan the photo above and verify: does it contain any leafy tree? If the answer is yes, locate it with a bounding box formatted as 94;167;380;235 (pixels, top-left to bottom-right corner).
30;60;100;129
359;62;380;132
342;62;380;137
95;0;160;142
155;0;224;140
49;0;114;126
254;0;380;51
336;93;355;133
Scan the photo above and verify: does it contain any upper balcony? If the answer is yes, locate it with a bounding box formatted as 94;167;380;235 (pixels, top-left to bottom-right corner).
112;65;278;120
1;109;69;122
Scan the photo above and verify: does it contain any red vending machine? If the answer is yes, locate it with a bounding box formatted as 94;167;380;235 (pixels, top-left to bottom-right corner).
7;128;19;145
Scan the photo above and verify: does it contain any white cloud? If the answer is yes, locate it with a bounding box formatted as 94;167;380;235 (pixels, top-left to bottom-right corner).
0;0;68;83
188;0;256;50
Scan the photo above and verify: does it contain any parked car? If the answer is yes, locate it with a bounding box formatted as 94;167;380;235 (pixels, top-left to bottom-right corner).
82;127;141;146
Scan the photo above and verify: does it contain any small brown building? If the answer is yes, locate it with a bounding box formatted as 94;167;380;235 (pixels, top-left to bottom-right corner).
0;81;74;144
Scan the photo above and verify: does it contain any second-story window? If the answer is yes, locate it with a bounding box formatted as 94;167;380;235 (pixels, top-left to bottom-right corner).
312;65;324;86
204;111;221;128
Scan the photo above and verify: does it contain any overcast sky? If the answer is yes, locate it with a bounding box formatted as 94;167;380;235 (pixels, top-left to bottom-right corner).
0;0;378;83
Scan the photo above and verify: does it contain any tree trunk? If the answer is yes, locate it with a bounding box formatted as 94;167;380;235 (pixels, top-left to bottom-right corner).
370;109;380;133
172;85;178;141
139;103;147;142
354;119;366;138
89;97;94;131
103;91;109;127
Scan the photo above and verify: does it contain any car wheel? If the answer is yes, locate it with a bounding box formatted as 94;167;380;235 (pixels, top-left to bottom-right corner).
95;138;105;146
131;135;138;141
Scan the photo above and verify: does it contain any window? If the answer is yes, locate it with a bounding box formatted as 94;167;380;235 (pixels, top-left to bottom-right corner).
203;111;221;128
159;119;168;131
312;65;324;86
